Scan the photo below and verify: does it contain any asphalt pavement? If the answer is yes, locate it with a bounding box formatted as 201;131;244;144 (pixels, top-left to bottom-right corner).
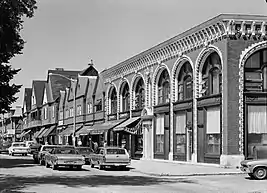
0;154;267;193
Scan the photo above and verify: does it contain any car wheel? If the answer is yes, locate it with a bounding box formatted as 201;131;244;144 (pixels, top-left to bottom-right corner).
253;167;267;180
45;161;49;168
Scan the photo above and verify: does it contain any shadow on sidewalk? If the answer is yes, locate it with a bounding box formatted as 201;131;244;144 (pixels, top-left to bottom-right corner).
0;174;197;192
0;156;35;169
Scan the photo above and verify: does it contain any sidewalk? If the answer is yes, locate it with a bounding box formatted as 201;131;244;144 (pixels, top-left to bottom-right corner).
130;159;243;177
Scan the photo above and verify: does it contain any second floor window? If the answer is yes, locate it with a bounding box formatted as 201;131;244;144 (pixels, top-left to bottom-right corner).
121;83;130;112
43;107;48;120
134;78;145;110
65;109;69;118
177;62;193;101
95;99;102;112
77;105;82;116
70;108;73;117
158;69;170;104
59;111;63;120
87;103;93;114
110;88;117;114
52;106;55;118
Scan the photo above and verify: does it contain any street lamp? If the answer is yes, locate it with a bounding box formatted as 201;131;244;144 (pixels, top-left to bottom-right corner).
48;73;77;147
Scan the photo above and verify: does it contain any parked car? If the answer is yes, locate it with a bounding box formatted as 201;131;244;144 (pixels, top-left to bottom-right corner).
34;145;60;165
0;140;12;154
240;159;267;180
75;147;94;165
44;146;85;170
29;143;42;154
8;142;29;156
89;147;131;170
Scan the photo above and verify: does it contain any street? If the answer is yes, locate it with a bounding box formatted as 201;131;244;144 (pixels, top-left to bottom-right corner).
0;154;267;193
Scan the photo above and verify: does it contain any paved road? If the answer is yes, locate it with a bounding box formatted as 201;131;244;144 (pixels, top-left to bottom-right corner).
0;154;267;193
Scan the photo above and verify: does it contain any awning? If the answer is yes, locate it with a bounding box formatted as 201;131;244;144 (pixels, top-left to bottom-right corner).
89;119;126;135
42;125;56;137
59;124;83;136
75;124;93;136
20;130;31;138
38;128;49;138
113;117;141;134
34;127;46;138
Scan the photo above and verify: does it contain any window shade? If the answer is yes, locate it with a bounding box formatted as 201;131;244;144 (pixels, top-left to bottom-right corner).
156;114;164;134
206;106;221;134
248;105;267;134
175;113;186;134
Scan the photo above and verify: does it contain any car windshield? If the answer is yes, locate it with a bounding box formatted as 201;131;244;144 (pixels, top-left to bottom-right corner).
76;148;93;154
54;148;77;154
43;146;58;152
106;149;126;155
13;143;26;147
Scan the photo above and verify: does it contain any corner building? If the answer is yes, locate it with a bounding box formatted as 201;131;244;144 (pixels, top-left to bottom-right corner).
101;14;267;167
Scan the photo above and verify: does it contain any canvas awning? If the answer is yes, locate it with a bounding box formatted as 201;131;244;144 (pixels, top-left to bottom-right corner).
34;127;46;138
59;124;83;136
75;124;93;136
38;128;48;138
20;130;31;138
42;125;56;137
113;117;141;134
88;119;127;135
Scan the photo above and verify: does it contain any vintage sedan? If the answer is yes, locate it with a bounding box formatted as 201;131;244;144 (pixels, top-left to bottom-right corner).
240;159;267;180
8;142;29;156
45;146;85;170
75;147;94;165
89;147;131;170
34;145;60;165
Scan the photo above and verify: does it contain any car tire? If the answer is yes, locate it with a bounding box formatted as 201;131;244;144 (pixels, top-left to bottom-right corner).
45;161;49;168
253;167;267;180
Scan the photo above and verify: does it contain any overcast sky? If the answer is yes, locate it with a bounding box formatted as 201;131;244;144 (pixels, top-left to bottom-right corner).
10;0;267;107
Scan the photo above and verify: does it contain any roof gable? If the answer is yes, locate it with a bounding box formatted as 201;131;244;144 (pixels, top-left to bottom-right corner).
32;80;46;108
79;64;98;76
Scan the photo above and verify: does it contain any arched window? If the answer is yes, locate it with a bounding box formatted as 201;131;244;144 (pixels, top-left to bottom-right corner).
121;83;130;112
244;48;267;92
177;62;193;101
201;52;222;96
135;78;145;110
158;69;170;104
110;88;117;114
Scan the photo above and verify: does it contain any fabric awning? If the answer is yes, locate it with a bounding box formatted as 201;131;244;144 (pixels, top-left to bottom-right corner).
42;125;56;137
76;124;93;136
38;128;48;138
21;130;31;138
59;124;83;136
113;117;141;134
34;127;46;138
89;119;126;135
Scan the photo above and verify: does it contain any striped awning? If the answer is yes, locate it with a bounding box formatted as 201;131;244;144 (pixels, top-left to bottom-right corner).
34;127;46;138
59;124;83;136
42;125;56;137
113;117;141;134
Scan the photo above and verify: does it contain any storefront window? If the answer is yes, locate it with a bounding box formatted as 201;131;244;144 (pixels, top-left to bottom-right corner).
110;88;117;114
206;106;221;154
175;113;186;154
155;114;164;153
247;105;267;158
158;70;170;105
177;62;193;101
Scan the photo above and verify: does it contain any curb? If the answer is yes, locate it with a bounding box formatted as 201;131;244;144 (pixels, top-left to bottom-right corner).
131;169;244;177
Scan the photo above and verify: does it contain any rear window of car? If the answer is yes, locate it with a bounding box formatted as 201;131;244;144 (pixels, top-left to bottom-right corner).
43;146;58;152
77;148;93;154
54;148;77;154
106;149;126;155
13;143;26;147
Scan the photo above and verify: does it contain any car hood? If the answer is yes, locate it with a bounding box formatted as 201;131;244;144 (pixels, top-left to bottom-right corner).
54;154;83;159
241;159;267;165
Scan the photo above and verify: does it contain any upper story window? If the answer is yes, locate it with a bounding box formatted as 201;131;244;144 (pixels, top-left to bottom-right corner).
121;83;130;112
201;52;222;97
244;48;267;92
52;106;55;118
43;107;48;120
110;88;117;114
59;111;63;120
134;78;145;110
177;62;193;101
77;105;82;116
158;69;170;105
69;107;73;117
65;109;69;118
95;99;102;112
87;103;93;114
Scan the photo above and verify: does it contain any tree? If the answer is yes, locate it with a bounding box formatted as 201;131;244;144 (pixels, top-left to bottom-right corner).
0;0;37;113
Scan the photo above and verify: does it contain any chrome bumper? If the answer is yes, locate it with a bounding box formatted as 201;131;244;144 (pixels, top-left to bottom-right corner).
240;166;252;173
57;160;85;165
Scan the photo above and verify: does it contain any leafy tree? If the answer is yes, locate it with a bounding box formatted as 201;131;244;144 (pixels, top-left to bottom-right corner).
0;0;37;113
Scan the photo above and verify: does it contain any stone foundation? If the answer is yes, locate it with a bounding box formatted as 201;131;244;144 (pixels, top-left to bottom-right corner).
220;154;245;168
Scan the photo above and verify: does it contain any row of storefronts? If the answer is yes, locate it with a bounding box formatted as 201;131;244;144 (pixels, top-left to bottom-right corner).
21;14;267;167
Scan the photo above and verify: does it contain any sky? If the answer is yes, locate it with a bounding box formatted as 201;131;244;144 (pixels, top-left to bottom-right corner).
10;0;267;108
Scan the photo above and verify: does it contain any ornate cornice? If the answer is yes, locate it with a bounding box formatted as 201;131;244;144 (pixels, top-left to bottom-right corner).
102;14;267;83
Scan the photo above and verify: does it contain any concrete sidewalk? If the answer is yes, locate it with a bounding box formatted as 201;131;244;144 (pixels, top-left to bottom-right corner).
130;159;243;177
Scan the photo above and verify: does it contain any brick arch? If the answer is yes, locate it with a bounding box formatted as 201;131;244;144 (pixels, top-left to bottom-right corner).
152;63;171;106
195;45;223;98
171;55;194;102
238;40;267;155
131;73;145;110
118;78;131;112
106;83;118;115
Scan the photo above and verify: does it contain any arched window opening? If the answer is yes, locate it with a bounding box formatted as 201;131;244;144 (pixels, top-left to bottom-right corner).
135;78;145;110
158;69;170;105
121;83;130;112
244;48;267;92
201;52;222;97
177;62;193;101
110;88;117;114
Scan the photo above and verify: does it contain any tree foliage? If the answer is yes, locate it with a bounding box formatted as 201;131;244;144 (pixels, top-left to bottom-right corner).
0;0;37;113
